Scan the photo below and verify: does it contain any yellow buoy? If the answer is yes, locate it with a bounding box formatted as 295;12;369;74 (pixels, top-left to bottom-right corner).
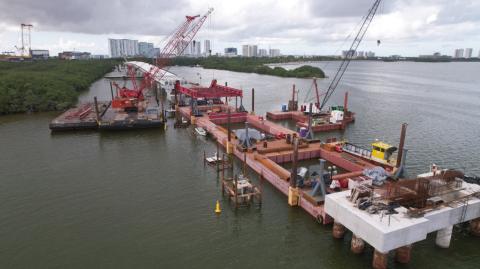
215;200;221;214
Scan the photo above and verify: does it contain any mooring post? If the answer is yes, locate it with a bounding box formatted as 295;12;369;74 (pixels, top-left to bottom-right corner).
288;137;300;206
203;150;206;167
243;151;247;176
396;123;408;168
227;108;233;155
234;174;238;208
216;141;220;173
93;96;100;122
341;92;349;130
251;88;255;115
221;153;225;180
292;84;295;109
343;91;349;113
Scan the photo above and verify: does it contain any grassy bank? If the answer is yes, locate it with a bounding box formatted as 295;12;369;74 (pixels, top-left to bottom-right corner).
0;59;120;114
171;56;326;78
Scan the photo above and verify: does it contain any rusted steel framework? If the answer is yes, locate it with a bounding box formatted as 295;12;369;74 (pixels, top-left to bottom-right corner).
175;79;243;99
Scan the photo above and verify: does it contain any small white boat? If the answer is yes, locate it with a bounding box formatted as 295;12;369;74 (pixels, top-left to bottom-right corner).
206;152;222;164
195;127;207;136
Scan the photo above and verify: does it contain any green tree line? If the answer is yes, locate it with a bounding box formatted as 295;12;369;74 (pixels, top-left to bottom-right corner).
171;56;326;78
0;59;119;114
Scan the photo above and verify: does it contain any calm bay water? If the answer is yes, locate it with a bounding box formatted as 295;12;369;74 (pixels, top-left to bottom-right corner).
0;61;479;268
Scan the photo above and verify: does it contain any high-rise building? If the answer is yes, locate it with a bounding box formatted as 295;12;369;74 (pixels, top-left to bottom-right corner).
138;42;154;58
366;51;375;58
269;48;280;57
464;48;473;58
454;48;464;58
109;39;139;58
242;45;249;57
242;45;259;57
181;40;202;57
204;40;211;56
251;45;258;57
258;49;268;57
194;41;201;56
224;47;238;57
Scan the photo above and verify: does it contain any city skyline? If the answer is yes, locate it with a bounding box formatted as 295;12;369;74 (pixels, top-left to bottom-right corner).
1;0;479;57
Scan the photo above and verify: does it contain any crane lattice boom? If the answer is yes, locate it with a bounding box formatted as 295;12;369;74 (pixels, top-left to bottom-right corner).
319;0;381;111
148;8;214;85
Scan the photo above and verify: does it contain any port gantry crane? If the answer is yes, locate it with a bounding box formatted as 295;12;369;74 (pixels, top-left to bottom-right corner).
317;0;382;111
112;8;214;110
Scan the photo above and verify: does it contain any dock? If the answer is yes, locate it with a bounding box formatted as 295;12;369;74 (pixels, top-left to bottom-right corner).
173;81;480;269
178;104;377;223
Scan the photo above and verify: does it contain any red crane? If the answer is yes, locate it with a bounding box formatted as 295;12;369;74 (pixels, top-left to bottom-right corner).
147;8;214;86
112;8;214;109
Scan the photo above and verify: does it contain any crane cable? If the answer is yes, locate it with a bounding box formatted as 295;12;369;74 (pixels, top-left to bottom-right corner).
303;12;369;104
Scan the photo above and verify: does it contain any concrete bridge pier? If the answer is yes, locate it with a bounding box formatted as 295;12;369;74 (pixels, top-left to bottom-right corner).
372;250;388;269
395;244;412;264
332;220;346;239
435;225;453;248
350;233;365;254
470;218;480;236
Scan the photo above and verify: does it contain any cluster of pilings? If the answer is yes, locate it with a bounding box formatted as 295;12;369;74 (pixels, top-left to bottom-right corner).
330;218;480;269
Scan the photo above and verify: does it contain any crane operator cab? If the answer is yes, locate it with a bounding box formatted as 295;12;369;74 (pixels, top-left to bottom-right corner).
371;141;397;165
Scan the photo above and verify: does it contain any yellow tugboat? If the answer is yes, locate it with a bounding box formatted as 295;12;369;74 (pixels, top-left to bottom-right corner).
342;140;398;169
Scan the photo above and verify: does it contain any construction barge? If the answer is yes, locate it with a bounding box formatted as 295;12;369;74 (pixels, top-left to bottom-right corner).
173;80;480;269
267;91;355;132
49;95;165;131
49;61;182;132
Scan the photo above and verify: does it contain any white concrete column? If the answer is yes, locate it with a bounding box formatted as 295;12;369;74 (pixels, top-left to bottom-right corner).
436;225;453;248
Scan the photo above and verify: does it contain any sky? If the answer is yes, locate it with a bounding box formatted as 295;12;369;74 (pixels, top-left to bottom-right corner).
0;0;479;57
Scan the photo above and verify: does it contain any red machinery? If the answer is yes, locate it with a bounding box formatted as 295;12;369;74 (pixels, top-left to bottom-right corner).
112;8;214;110
174;79;243;99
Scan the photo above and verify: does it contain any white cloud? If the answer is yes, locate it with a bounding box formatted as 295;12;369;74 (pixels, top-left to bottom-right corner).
0;0;479;56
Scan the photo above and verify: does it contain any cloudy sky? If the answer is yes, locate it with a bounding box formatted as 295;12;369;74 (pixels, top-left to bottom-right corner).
0;0;479;57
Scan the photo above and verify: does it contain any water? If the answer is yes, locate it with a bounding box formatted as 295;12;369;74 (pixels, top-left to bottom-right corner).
0;61;479;268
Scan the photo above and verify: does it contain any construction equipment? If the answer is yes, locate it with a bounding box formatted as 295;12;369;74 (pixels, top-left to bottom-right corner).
112;8;214;111
148;8;214;85
318;0;382;111
15;23;33;57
